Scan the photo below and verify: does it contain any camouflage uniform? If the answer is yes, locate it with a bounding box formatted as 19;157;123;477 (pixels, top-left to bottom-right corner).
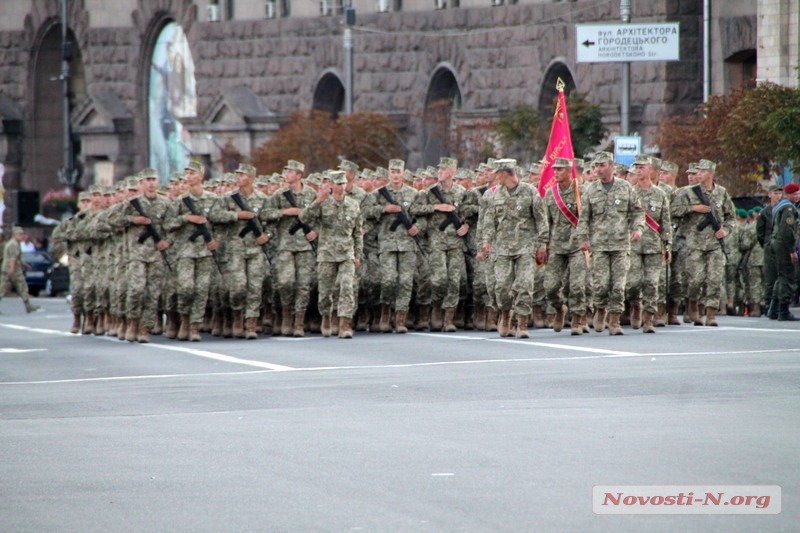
0;233;34;307
738;219;764;310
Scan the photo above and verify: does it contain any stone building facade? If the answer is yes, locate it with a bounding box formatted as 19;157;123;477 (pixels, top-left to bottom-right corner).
0;0;788;216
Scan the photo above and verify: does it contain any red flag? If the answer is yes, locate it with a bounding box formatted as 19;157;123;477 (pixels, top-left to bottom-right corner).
537;81;578;197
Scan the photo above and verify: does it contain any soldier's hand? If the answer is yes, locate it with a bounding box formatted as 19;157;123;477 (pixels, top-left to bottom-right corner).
354;258;361;269
714;228;727;239
580;241;591;251
791;252;798;265
236;211;255;220
187;214;207;225
691;204;712;213
306;231;318;242
476;250;488;262
631;230;642;242
435;203;456;213
133;216;151;225
407;224;420;237
256;233;270;246
156;240;170;252
456;223;469;237
535;248;548;265
384;204;401;214
664;250;672;264
282;207;302;217
207;239;219;252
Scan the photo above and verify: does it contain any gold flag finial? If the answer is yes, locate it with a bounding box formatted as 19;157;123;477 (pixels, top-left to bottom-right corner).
556;78;566;92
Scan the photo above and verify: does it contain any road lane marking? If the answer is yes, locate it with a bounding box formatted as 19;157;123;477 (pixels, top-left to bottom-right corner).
410;332;638;356
0;370;271;385
0;348;47;353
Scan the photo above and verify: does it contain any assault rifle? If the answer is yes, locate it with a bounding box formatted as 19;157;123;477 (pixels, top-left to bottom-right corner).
282;189;318;255
429;185;476;257
182;195;225;274
691;185;728;260
377;186;426;256
230;192;270;258
129;197;172;272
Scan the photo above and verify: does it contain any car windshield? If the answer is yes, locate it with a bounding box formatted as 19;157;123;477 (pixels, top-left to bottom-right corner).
22;252;53;265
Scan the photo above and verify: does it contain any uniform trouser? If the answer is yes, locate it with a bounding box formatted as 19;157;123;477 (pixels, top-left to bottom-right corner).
544;251;588;316
359;249;380;307
176;256;213;324
0;270;31;303
685;247;725;309
275;250;315;314
472;254;488;308
725;264;743;303
531;264;546;308
771;245;797;305
81;254;97;315
430;248;465;308
111;258;126;317
626;253;662;314
763;243;778;304
744;264;764;304
591;250;630;314
228;252;267;318
379;250;417;312
669;241;685;303
494;253;534;316
94;256;110;313
413;251;431;306
126;260;164;327
69;256;84;314
484;255;498;308
318;260;356;318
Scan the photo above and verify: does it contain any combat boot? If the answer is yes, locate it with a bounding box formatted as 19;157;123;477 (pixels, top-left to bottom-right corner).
655;304;666;327
750;302;762;318
202;308;213;332
705;307;719;327
686;300;698;325
545;311;555;329
164;312;177;339
94;312;106;336
223;309;234;338
272;307;283;336
261;304;273;335
515;315;530;339
777;304;799;321
152;313;164;336
189;323;202;342
497;310;511;337
292;312;306;337
767;299;778;320
331;311;340;336
107;316;118;337
232;310;245;338
370;305;382;332
454;304;465;329
552;305;567;333
415;305;430;331
82;312;94;335
379;305;392;333
443;308;457;333
486;308;498;331
642;312;656;333
608;312;624;335
321;315;333;337
430;304;444;331
355;306;370;332
281;308;293;336
137;324;151;344
338;316;354;339
70;313;82;334
593;308;607;333
116;317;127;339
667;301;681;326
25;302;40;314
571;315;584;336
630;304;642;330
697;304;706;325
395;311;408;334
125;319;139;342
473;304;486;331
532;306;546;329
245;318;258;339
178;315;191;341
211;311;223;337
581;314;590;333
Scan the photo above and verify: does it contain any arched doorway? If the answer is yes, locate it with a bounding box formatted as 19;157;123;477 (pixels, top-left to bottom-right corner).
148;21;197;183
538;62;576;115
29;24;85;193
423;67;462;166
312;73;345;118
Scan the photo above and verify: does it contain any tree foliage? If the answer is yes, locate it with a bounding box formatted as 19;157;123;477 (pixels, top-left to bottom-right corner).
566;91;608;159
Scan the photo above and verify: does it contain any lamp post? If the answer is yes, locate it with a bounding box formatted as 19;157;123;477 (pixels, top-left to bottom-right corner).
343;5;355;115
58;0;77;192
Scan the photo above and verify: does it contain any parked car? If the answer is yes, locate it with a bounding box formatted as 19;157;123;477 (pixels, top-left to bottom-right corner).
21;251;70;297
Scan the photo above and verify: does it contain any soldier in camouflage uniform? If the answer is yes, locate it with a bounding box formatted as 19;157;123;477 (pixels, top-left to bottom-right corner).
670;159;736;326
339;160;369;335
53;193;92;332
656;160;679;325
480;159;549;338
363;159;422;334
410;157;477;332
576;151;645;335
300;171;364;338
0;227;40;313
470;163;494;330
737;208;764;316
627;155;672;333
543;158;588;335
262;160;318;337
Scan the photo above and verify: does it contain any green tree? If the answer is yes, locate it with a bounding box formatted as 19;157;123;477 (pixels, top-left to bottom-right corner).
494;104;547;162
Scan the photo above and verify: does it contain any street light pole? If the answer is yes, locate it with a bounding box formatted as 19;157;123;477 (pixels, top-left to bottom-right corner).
620;0;631;135
58;0;76;191
343;5;355;115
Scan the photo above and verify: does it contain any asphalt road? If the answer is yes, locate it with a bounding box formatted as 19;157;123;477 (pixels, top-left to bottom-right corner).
1;297;798;532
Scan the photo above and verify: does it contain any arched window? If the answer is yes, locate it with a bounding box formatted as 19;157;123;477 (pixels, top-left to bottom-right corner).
312;72;345;118
538;62;576;114
422;67;462;165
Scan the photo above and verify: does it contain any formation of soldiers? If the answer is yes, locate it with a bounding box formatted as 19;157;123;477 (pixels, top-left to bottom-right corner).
51;152;799;343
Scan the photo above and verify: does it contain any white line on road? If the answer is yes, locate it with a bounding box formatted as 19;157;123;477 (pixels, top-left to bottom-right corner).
0;369;271;385
410;332;638;356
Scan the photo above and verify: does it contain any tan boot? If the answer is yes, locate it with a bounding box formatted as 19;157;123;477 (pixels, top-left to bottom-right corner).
497;310;511;337
608;312;624;335
94;312;106;336
165;311;178;339
473;304;486;331
532;306;546;329
686;300;698;325
486;308;498;332
245;317;258;340
232;310;245;338
70;313;82;334
379;304;392;333
125;319;139;342
355;306;370;331
552;305;567;332
454;304;465;329
630;304;642;330
643;311;656;333
189;322;202;342
545;312;555;328
281;308;293;336
223;309;234;338
395;311;408;334
571;315;584;336
581;314;590;333
321;315;332;337
152;313;163;336
593;308;607;333
293;312;305;337
415;305;430;331
705;307;718;327
272;307;283;336
655;303;666;327
107;316;118;337
211;311;223;337
464;305;475;330
178;315;191;341
750;302;762;317
430;304;444;331
137;324;151;344
262;304;273;334
338;316;353;339
667;301;681;325
697;303;706;325
82;312;95;335
515;315;530;338
443;307;457;332
331;311;340;336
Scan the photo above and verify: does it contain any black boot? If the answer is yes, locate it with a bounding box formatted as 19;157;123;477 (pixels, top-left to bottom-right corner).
777;303;799;321
767;299;779;320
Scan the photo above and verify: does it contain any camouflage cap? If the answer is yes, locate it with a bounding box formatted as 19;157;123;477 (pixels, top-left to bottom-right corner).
686;163;699;174
360;169;373;180
614;163;628;174
477;163;493;173
650;157;662;170
374;167;388;179
767;184;782;192
528;162;543;174
696;159;717;172
138;167;159;180
573;160;585;172
172;171;185;181
327;170;347;185
88;185;102;195
254;176;269;187
388;159;405;171
486;157;497;167
438;156;458;169
403;169;414;183
78;191;91;201
284;160;305;173
234;163;256;176
338;159;359;173
269;173;283;184
661;160;678;174
632;154;653;166
552;157;572;169
185;160;205;174
102;186;115;196
126;177;140;190
421;167;437;179
12;225;25;235
306;172;322;185
592;151;614;165
493;158;517;172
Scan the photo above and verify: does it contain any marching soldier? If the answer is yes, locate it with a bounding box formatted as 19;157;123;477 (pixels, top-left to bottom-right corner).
0;227;40;313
